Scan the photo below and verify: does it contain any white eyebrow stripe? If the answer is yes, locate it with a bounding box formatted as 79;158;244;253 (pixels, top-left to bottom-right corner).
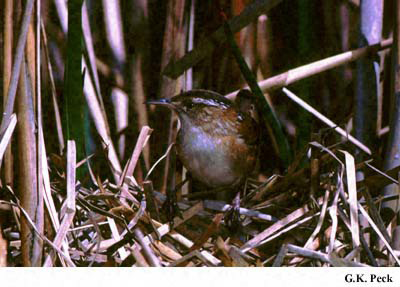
191;97;229;108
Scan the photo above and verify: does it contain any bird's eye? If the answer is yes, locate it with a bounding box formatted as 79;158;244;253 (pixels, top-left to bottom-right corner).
185;102;194;110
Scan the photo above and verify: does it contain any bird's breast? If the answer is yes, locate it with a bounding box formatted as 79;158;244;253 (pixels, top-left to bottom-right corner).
176;123;248;188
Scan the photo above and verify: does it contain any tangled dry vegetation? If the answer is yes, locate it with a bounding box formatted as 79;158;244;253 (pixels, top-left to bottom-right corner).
1;129;399;266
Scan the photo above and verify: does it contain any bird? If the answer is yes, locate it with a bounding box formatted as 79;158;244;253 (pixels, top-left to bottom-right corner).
148;89;260;194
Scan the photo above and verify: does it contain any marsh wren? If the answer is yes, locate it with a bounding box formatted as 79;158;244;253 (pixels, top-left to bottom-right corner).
148;89;259;191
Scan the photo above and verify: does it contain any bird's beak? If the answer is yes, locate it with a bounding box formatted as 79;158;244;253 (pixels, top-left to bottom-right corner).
146;98;173;107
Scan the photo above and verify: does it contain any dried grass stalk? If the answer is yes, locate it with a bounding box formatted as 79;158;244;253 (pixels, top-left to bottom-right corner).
43;141;76;267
